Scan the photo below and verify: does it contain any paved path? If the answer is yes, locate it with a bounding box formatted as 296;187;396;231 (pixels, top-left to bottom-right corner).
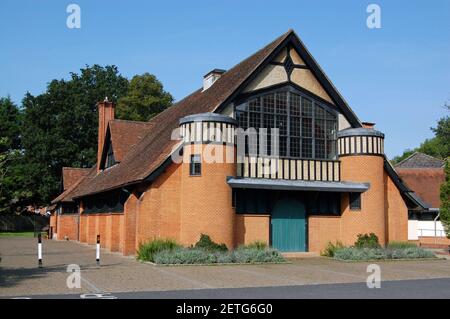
1;238;450;298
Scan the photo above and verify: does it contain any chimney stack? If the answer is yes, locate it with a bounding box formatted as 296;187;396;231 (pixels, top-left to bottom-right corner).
97;97;115;170
203;69;226;91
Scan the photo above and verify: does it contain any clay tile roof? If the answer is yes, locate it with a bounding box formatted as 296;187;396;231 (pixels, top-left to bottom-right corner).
109;120;154;162
62;167;90;190
395;152;445;168
52;167;97;203
70;30;293;199
396;168;445;208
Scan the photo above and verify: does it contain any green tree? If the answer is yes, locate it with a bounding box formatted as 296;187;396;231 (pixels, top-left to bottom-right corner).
21;65;129;205
0;97;22;152
116;73;173;121
0;98;29;214
440;159;450;238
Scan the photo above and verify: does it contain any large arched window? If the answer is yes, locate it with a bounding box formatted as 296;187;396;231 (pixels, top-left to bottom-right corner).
235;90;337;160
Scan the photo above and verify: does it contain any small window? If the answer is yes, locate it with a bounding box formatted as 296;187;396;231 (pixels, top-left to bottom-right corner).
190;154;201;176
105;141;116;168
349;193;361;210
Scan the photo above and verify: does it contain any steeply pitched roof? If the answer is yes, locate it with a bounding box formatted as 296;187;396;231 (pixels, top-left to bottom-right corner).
395;152;445;169
62;167;90;190
108;120;154;162
69;29;362;199
396;168;445;208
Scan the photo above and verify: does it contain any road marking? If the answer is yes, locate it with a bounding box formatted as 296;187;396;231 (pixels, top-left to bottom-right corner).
81;275;102;293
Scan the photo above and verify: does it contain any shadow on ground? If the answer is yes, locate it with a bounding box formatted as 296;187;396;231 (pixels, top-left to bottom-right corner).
0;265;67;288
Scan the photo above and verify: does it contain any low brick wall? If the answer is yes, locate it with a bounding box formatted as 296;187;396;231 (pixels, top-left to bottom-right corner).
418;236;450;248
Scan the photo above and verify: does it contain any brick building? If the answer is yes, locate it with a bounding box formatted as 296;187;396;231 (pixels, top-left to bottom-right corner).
50;30;426;254
395;152;448;246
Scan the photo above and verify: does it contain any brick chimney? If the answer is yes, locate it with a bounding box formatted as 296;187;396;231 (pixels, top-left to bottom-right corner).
97;97;115;170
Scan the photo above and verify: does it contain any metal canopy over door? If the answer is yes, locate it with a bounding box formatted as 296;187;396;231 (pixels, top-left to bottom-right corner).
271;199;306;252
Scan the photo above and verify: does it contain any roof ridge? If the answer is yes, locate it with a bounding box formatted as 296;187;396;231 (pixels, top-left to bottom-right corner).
111;119;154;125
395;152;419;167
395;151;445;168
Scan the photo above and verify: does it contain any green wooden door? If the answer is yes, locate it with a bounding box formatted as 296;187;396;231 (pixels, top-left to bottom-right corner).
271;199;306;252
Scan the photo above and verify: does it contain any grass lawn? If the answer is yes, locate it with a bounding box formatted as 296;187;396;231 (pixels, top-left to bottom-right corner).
0;231;44;238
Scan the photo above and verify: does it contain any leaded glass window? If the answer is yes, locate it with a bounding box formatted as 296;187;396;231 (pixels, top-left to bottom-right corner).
235;90;337;159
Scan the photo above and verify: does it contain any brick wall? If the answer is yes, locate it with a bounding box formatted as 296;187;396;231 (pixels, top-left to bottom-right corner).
78;213;124;252
123;193;139;255
56;214;79;241
339;155;387;245
136;162;182;247
180;144;236;248
385;172;408;242
308;215;341;252
235;214;270;246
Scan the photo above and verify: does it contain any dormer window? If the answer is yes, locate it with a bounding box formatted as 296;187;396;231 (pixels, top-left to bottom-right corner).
105;141;116;168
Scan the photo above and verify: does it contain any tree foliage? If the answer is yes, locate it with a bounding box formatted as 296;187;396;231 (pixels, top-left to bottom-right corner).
20;65;129;206
0;98;29;213
440;159;450;238
0;97;22;152
116;73;173;121
0;65;172;212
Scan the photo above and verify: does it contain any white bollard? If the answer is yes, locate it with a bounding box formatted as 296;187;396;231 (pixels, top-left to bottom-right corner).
38;233;43;268
96;235;100;266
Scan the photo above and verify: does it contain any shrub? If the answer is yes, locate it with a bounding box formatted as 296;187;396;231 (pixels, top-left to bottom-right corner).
334;247;435;261
153;247;285;264
233;247;285;263
387;241;417;249
194;234;228;252
244;241;268;250
136;239;180;262
354;233;381;249
321;241;345;257
154;248;217;264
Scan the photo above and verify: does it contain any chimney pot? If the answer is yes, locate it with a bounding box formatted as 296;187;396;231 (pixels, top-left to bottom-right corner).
362;122;375;129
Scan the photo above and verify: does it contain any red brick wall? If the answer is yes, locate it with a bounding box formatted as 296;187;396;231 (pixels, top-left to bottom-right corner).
385;172;408;242
136;162;182;247
56;214;79;241
180;144;236;248
123;193;139;255
308;215;341;253
78;213;124;251
235;214;270;246
339;155;387;245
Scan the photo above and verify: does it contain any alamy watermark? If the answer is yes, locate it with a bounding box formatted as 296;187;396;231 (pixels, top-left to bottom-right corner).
66;4;81;29
366;4;381;29
66;264;81;289
366;264;381;288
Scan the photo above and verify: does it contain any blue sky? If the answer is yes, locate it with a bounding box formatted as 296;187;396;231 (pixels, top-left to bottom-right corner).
0;0;449;158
